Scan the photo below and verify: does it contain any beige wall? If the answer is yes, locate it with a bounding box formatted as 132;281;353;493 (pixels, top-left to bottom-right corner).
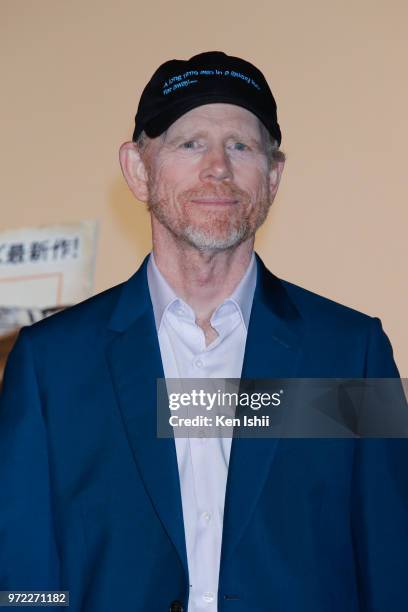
1;0;407;373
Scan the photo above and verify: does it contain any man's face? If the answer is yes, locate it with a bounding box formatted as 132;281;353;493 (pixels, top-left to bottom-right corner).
141;103;282;250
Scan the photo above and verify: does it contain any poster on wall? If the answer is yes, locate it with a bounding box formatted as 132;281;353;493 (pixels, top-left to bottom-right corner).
0;220;98;377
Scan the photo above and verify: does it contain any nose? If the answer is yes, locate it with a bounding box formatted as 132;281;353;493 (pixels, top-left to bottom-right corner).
199;144;233;182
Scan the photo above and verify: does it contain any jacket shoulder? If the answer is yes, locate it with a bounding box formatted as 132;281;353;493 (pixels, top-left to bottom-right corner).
25;280;126;341
279;276;376;329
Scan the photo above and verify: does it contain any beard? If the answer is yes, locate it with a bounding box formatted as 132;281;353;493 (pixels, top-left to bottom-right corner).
147;181;272;251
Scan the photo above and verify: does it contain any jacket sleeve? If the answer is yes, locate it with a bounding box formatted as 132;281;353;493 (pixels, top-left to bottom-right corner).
351;317;408;611
0;326;61;593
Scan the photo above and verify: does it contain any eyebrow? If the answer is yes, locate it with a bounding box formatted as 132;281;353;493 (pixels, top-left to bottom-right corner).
164;130;208;145
164;130;263;149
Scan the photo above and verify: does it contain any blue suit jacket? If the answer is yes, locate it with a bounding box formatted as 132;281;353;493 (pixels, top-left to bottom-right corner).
1;253;407;611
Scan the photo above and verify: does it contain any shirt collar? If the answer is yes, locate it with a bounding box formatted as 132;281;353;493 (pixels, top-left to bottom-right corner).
147;250;257;332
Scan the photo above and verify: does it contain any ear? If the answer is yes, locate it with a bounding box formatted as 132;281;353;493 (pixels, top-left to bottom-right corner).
119;141;149;202
268;159;285;199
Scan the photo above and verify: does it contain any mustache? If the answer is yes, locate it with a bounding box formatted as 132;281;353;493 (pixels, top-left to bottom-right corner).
179;185;251;203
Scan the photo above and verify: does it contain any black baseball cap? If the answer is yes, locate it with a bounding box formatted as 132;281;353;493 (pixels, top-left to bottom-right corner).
132;51;282;146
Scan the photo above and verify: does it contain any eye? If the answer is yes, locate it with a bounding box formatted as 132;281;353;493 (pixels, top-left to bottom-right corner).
231;142;249;151
180;140;198;149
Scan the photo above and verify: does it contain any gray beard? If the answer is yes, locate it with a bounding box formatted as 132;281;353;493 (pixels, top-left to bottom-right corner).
182;223;249;251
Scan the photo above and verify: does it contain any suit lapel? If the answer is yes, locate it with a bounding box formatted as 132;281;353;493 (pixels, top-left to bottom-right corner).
105;256;188;579
221;254;304;563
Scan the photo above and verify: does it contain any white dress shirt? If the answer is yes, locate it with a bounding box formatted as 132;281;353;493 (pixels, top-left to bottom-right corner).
147;251;257;611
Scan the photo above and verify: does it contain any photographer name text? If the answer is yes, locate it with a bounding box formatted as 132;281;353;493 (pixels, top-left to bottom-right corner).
169;414;270;427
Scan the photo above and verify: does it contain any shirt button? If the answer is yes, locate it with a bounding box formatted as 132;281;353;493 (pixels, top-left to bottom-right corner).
195;359;204;368
176;307;184;316
202;592;215;603
201;511;211;523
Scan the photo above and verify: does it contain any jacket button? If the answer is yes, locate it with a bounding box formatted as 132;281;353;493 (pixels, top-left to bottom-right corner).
169;601;184;612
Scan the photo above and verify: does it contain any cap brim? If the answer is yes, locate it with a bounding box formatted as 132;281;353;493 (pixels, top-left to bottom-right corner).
143;93;281;145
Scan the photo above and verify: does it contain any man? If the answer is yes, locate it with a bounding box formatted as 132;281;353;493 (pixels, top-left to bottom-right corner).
0;51;407;612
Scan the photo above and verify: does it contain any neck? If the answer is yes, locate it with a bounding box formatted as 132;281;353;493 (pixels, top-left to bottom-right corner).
151;220;254;324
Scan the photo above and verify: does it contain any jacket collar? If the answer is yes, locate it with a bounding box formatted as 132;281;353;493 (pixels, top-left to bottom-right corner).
108;253;152;333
